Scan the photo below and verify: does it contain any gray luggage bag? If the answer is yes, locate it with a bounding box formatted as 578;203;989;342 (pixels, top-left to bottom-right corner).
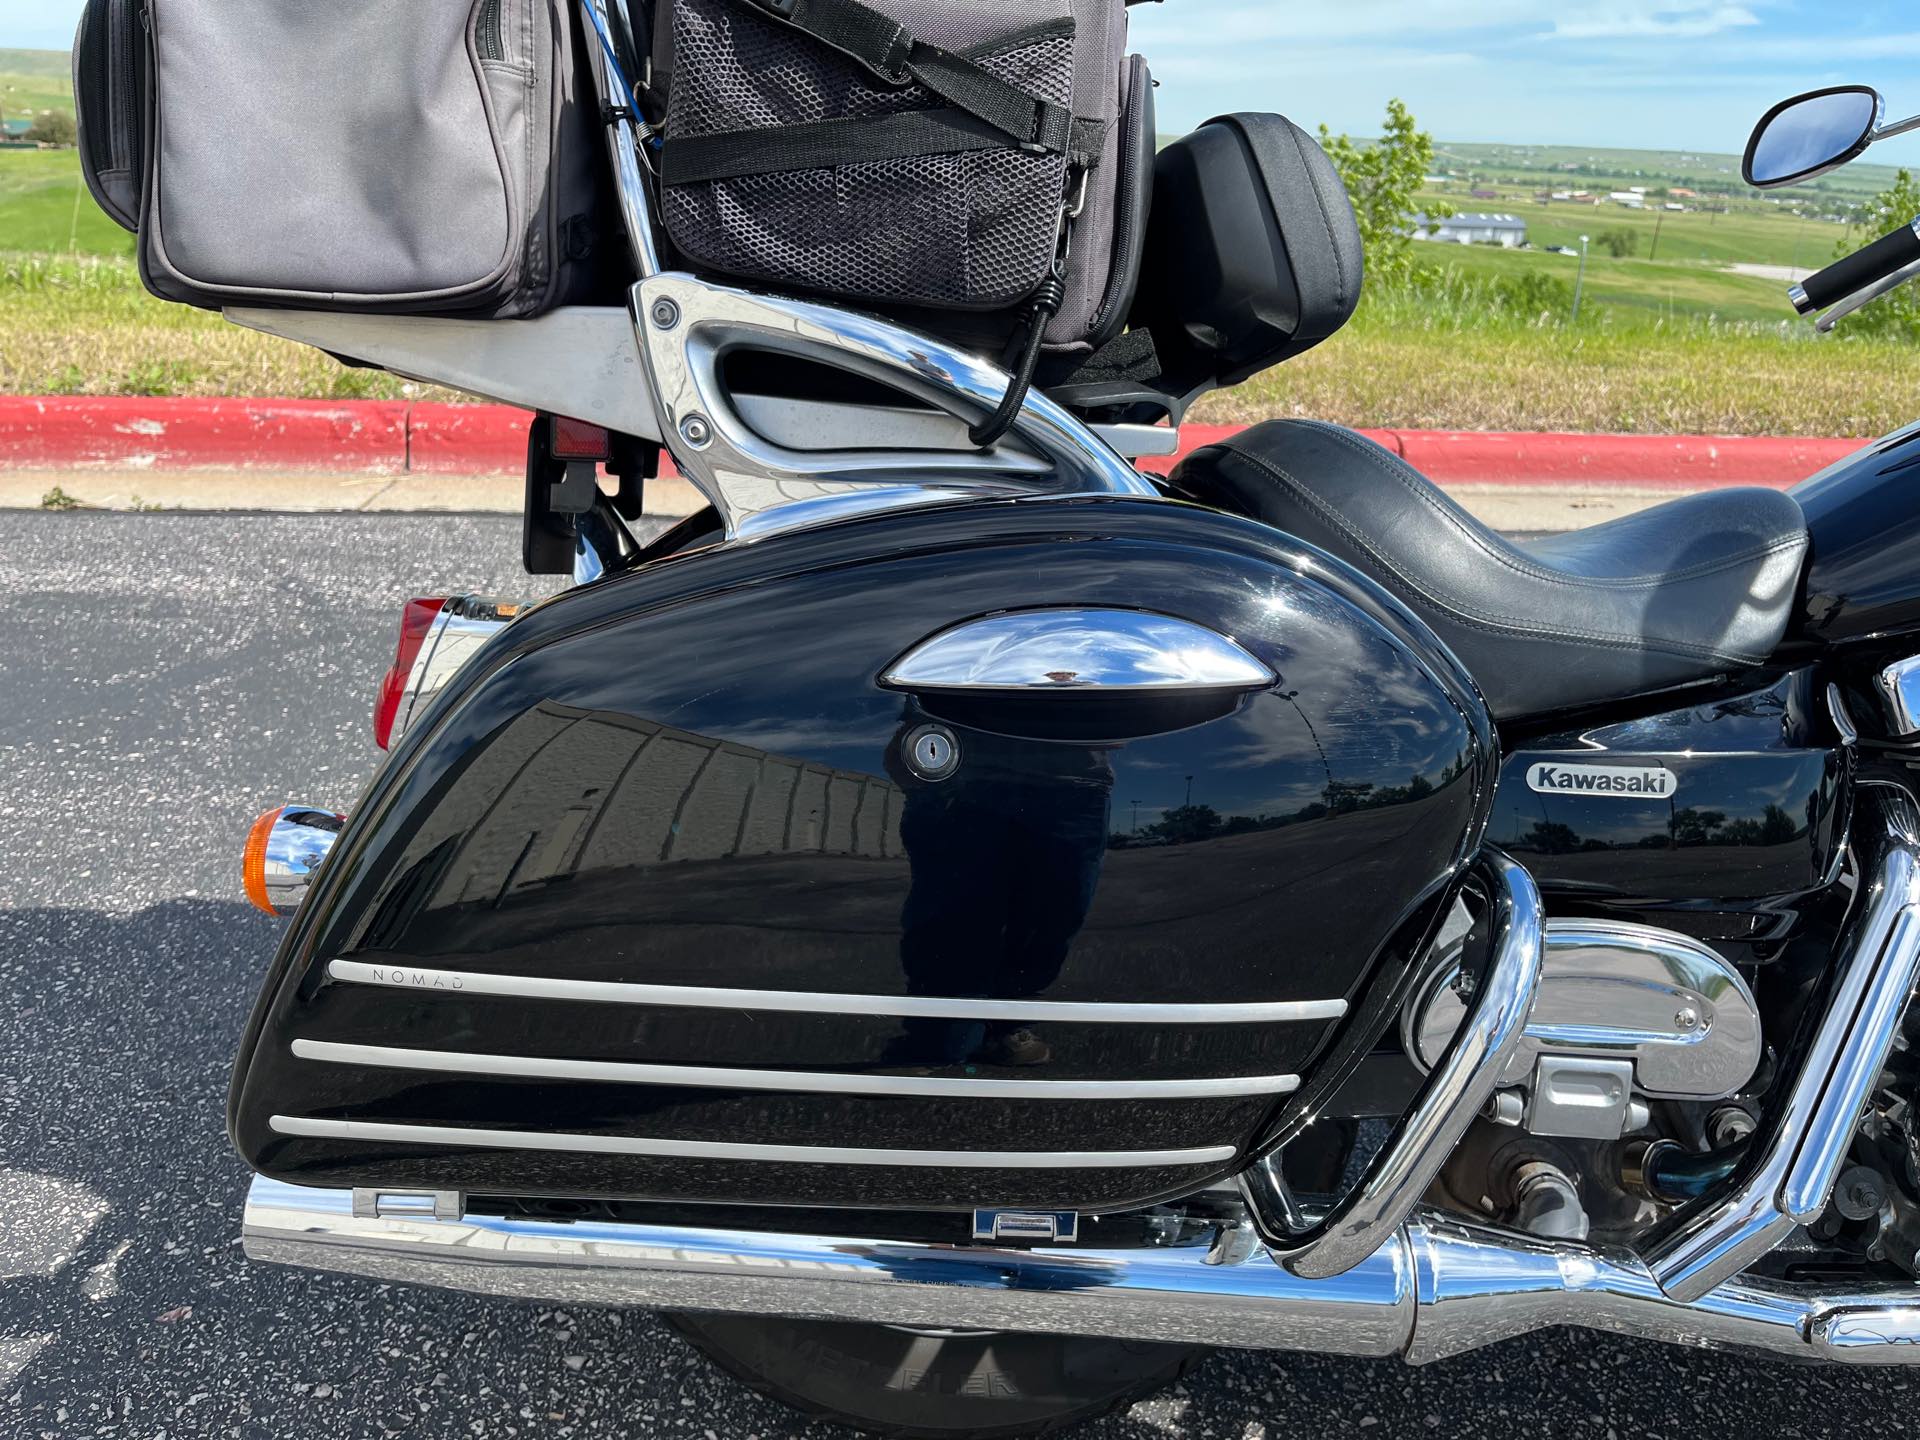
74;0;605;317
648;0;1154;367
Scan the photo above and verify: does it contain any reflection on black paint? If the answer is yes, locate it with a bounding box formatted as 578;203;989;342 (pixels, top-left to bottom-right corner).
1492;675;1846;937
887;707;1114;1066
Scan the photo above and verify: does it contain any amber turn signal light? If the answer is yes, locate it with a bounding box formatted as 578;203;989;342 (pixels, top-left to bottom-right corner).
242;805;346;917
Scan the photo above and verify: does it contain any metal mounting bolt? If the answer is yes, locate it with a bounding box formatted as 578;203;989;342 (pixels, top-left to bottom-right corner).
1674;1006;1701;1032
679;414;713;448
649;298;680;329
1483;1088;1526;1127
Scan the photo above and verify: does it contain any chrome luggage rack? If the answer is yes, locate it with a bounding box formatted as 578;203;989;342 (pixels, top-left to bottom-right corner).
228;0;1169;545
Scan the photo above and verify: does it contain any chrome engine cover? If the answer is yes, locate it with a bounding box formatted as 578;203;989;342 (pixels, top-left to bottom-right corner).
1405;919;1761;1137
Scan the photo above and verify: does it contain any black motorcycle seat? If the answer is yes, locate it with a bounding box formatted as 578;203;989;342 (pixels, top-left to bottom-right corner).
1169;419;1810;721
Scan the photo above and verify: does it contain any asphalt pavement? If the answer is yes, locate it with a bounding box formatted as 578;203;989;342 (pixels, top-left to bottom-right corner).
0;510;1905;1439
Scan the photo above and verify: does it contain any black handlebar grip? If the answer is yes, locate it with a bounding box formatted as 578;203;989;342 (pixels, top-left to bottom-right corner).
1795;217;1920;315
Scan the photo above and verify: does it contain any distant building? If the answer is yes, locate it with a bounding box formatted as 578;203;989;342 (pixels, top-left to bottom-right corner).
1411;212;1529;248
1;118;34;141
1609;191;1645;208
1670;187;1698;199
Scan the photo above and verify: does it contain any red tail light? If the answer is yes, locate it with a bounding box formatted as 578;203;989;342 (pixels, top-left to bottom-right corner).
373;597;448;749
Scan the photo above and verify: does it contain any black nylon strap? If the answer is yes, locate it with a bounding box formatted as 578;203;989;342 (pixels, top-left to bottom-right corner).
662;107;1014;184
741;0;1072;153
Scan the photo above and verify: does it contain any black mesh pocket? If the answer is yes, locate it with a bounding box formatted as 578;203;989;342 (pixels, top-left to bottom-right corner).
660;0;1075;312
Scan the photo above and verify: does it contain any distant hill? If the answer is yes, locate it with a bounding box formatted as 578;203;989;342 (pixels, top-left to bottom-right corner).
1434;140;1904;205
0;47;72;123
0;49;70;80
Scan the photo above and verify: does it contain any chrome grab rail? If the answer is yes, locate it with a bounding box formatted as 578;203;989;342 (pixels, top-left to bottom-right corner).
1640;802;1920;1300
576;0;1165;543
630;274;1159;541
1249;850;1546;1279
581;0;663;279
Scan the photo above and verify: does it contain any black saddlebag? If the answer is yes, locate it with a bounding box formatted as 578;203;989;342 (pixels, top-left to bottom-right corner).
649;0;1153;362
73;0;606;317
228;501;1494;1215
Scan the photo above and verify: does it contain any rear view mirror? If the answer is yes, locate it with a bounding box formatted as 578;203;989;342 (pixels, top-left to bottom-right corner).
1745;86;1882;188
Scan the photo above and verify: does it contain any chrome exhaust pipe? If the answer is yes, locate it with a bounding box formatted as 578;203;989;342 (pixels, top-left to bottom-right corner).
240;1177;1920;1363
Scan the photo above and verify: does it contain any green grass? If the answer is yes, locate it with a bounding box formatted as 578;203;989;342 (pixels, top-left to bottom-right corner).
0;251;436;400
0;150;132;254
1197;293;1920;437
1418;243;1795;325
7;247;1916;436
1417;193;1843;269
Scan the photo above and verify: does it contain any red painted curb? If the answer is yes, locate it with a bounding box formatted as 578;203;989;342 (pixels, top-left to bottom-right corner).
0;396;1871;488
406;402;532;475
0;396;410;473
1391;430;1863;489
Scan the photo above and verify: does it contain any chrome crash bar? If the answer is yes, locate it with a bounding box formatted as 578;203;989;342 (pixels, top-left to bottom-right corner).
1251;850;1544;1279
1640;801;1920;1299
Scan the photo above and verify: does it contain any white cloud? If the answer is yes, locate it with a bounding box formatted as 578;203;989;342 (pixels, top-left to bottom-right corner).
1552;5;1761;39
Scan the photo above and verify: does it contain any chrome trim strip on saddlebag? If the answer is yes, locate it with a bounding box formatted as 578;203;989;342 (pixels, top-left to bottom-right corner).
266;1117;1237;1169
324;960;1348;1025
290;1040;1302;1101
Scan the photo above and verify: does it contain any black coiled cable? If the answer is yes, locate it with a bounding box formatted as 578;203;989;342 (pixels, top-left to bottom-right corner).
968;272;1067;450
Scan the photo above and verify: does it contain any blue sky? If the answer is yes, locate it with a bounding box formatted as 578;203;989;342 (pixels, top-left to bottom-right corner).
8;0;1920;154
1127;1;1920;152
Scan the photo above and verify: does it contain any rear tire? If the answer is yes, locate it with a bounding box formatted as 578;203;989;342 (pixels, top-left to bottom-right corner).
667;1314;1209;1439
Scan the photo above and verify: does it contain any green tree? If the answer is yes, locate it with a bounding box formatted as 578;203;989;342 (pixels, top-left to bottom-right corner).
1832;168;1920;339
24;110;77;147
1318;98;1449;292
1596;227;1639;258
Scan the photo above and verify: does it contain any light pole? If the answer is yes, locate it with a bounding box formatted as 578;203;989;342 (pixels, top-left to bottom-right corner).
1572;234;1590;324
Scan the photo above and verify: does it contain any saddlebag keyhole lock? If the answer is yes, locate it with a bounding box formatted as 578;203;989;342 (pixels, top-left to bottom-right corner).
904;724;960;781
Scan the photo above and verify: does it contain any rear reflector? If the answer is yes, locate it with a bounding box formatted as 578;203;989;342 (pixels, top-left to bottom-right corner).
243;806;346;916
550;416;611;461
374;598;449;750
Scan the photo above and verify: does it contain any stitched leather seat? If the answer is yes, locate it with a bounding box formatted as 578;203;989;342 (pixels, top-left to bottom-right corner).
1169;420;1810;721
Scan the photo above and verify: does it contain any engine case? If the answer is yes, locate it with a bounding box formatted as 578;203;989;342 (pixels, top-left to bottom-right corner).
230;499;1494;1212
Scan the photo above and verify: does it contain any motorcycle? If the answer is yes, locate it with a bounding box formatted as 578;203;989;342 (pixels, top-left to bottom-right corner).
222;21;1920;1436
